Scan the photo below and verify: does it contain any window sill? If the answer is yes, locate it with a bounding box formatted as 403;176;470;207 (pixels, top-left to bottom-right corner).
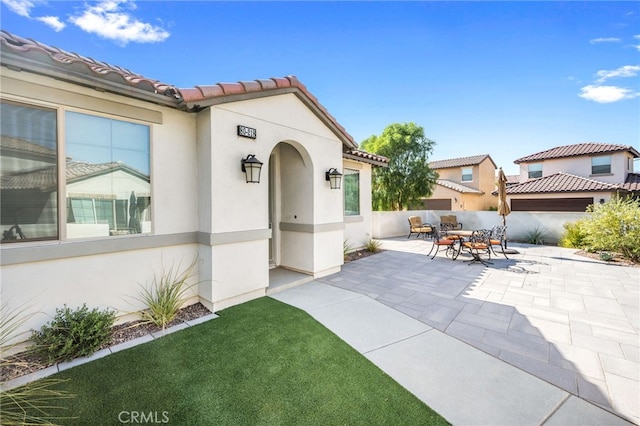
344;215;363;223
0;232;196;266
589;173;613;177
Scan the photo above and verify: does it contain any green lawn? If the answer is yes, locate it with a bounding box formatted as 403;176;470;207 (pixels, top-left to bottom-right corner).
31;297;449;425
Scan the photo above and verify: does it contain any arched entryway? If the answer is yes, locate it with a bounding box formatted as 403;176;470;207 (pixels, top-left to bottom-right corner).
267;141;315;292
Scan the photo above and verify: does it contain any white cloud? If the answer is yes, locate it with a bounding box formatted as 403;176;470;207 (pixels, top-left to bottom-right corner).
69;0;170;46
595;65;640;83
2;0;65;31
579;85;639;103
1;0;36;17
36;15;66;32
635;34;640;52
589;37;621;44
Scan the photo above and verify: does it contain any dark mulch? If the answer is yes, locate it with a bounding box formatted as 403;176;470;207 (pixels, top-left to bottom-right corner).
575;250;639;268
345;249;381;263
0;303;212;383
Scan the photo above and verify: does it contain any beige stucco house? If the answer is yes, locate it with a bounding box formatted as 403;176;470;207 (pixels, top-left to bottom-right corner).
507;143;639;211
0;31;387;337
423;154;497;211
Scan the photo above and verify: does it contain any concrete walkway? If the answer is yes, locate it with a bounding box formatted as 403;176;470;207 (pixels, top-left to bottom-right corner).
271;238;639;425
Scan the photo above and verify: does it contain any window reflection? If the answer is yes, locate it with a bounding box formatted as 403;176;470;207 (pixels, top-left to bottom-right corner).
1;101;58;243
65;112;151;238
344;168;360;216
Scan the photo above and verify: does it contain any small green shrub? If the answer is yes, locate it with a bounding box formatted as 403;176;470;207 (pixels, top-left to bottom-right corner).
137;258;197;330
599;251;614;261
558;220;588;248
2;303;76;424
524;227;545;245
363;238;382;253
31;303;116;363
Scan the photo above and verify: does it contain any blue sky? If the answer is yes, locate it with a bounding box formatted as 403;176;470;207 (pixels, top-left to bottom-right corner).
2;1;639;175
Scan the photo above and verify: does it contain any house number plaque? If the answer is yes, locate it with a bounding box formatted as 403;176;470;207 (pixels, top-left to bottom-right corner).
237;125;257;139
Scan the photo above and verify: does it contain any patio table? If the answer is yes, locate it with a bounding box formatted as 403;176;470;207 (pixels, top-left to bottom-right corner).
443;230;473;260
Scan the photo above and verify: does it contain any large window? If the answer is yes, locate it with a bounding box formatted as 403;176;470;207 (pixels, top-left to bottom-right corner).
0;100;151;244
1;101;58;242
528;163;542;179
591;156;611;175
343;168;360;216
65;111;151;237
461;167;472;182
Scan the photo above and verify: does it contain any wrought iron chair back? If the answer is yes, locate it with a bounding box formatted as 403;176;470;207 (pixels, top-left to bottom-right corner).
461;229;492;265
490;225;509;259
427;227;457;260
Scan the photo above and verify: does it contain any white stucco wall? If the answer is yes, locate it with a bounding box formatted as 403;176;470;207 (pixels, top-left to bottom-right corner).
372;210;588;244
1;244;200;345
196;94;346;310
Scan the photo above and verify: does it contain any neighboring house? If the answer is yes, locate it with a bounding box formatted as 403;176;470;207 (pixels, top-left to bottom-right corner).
507;143;639;211
424;154;497;211
0;31;387;336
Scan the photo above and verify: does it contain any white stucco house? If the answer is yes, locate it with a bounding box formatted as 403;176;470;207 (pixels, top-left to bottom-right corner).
0;31;387;337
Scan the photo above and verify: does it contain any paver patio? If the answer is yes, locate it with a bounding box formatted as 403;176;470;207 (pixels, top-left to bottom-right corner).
316;237;640;424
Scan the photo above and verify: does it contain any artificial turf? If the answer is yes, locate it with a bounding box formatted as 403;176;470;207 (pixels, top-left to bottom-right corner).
35;297;449;425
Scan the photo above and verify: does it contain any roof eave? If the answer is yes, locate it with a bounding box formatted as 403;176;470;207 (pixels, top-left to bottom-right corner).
1;51;180;109
342;152;388;167
183;86;359;150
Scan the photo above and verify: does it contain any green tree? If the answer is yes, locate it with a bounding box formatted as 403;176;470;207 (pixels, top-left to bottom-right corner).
360;122;438;211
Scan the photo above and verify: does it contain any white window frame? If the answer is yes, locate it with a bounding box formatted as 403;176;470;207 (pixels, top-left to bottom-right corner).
528;163;542;179
461;167;473;182
591;156;611;175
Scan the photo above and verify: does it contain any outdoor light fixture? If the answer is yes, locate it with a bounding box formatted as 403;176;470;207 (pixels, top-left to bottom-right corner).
241;154;263;183
325;168;342;189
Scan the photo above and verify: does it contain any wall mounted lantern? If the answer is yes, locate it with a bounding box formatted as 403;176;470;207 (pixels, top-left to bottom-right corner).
241;154;263;183
325;168;342;189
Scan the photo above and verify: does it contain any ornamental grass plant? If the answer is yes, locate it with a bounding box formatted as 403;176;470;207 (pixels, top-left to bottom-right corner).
136;257;198;330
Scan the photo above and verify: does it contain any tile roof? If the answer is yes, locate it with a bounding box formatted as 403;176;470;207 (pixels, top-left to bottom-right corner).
514;143;640;163
0;30;179;101
0;30;359;149
1;162;148;191
343;149;389;166
435;180;483;194
505;172;624;194
506;174;520;185
1;135;57;159
429;154;496;170
622;173;640;192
